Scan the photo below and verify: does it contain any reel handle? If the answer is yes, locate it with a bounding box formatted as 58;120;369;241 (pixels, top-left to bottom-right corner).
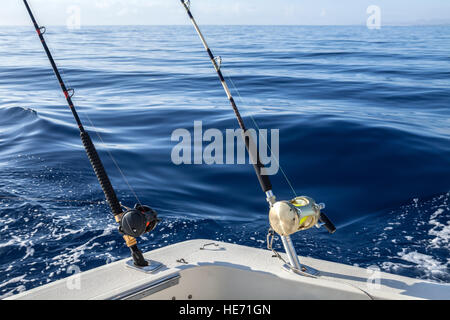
319;212;336;234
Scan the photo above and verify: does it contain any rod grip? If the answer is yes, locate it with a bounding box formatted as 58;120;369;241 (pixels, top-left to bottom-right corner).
251;162;272;193
319;212;336;234
80;131;123;216
244;134;272;193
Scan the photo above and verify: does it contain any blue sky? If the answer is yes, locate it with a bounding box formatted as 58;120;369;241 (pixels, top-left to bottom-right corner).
3;0;450;26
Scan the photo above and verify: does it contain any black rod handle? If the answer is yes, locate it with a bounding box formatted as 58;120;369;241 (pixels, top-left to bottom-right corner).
81;132;122;216
319;212;336;234
244;134;272;193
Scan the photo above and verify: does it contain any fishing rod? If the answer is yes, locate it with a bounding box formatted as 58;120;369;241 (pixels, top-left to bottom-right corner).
23;0;159;267
180;0;336;275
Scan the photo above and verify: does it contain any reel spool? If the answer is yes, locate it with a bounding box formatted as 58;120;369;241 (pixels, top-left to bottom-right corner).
119;204;160;238
269;196;335;236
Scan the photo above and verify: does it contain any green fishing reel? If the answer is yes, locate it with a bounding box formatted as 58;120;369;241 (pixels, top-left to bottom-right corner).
269;196;336;236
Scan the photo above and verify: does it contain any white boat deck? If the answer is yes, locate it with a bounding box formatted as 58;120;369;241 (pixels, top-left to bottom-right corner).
7;239;450;300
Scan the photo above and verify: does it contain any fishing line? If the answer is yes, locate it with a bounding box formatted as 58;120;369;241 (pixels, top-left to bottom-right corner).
80;112;143;207
55;55;142;207
221;68;298;198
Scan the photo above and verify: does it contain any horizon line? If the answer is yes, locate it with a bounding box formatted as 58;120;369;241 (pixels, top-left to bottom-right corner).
2;23;450;27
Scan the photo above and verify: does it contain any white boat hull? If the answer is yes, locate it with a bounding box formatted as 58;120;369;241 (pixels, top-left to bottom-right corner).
7;239;450;300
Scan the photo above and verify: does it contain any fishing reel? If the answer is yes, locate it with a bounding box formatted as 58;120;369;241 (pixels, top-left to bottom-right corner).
119;204;160;238
268;196;336;236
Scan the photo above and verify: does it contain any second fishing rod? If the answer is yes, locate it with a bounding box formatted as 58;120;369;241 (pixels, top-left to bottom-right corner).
180;0;336;275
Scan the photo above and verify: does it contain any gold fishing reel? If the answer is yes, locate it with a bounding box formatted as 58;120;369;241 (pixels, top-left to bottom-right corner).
269;196;335;236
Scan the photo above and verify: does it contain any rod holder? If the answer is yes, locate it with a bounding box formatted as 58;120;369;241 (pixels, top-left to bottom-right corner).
281;235;301;270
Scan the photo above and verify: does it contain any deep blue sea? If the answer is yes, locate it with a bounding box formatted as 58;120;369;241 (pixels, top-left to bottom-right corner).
0;25;449;298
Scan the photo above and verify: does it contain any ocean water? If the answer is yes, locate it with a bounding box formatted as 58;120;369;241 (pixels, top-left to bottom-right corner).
0;25;449;297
